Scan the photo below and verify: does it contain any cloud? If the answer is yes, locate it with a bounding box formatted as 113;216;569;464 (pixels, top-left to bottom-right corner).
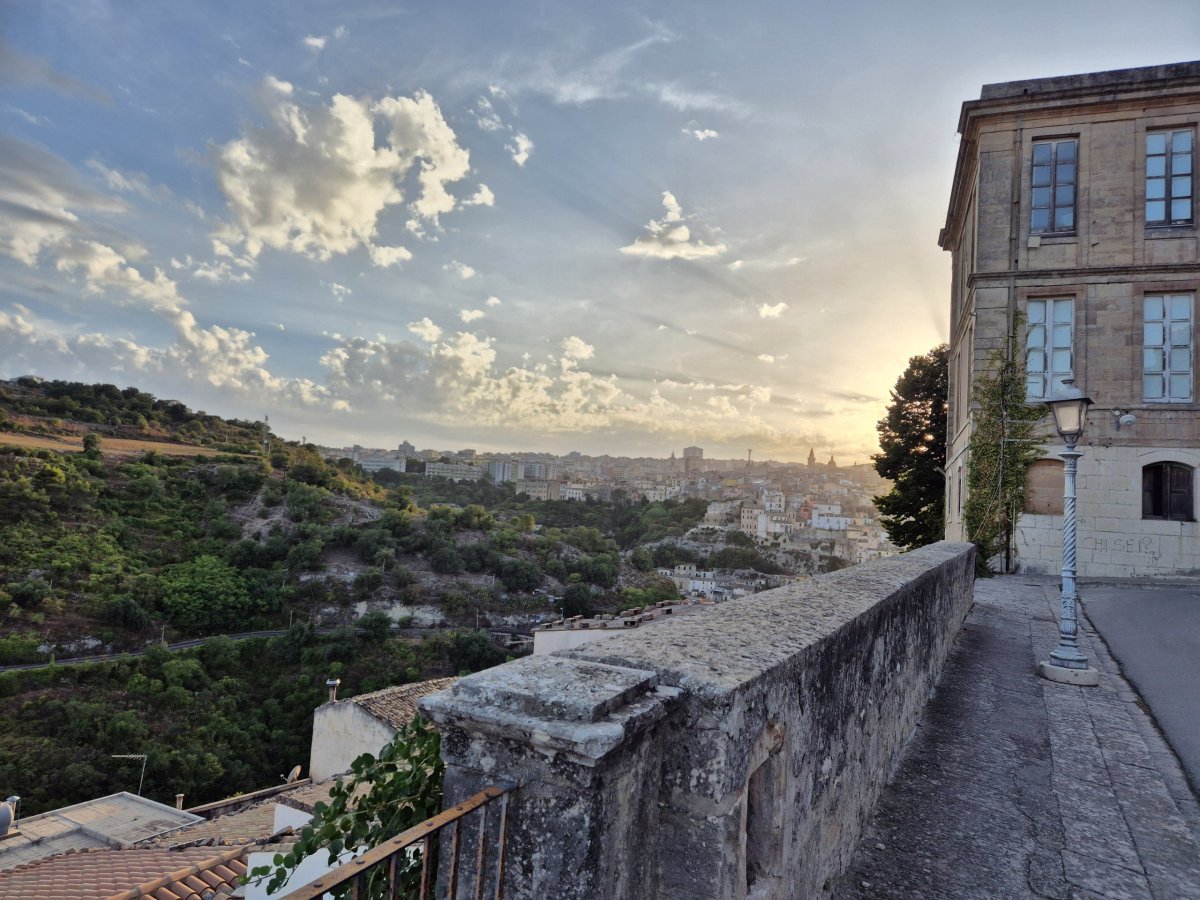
757;302;788;318
213;81;479;264
561;336;595;361
192;260;252;283
465;184;495;207
619;191;727;261
444;260;476;279
507;133;533;167
5;106;48;126
758;354;775;363
683;128;719;141
334;25;348;39
303;35;327;50
460;309;485;323
325;281;352;301
408;317;442;342
485;296;501;306
472;97;504;132
0;39;110;103
367;244;412;267
85;160;166;200
649;83;746;116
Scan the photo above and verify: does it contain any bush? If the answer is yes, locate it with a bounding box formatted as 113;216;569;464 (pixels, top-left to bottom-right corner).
102;597;152;632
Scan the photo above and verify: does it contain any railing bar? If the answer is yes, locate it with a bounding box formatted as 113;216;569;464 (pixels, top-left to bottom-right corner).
388;848;399;899
473;802;490;900
448;817;462;899
493;791;511;900
282;785;513;899
351;868;363;900
419;833;434;900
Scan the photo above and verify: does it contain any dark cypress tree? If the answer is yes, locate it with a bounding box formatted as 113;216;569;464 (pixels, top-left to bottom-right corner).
873;345;949;550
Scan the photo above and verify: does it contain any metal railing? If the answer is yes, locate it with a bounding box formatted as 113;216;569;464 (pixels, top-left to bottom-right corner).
288;783;516;900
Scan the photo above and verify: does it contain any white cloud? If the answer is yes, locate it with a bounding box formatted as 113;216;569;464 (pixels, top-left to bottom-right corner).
758;353;775;363
444;260;476;279
757;302;788;318
213;82;478;264
192;260;252;283
472;96;504;132
619;191;727;261
368;244;412;268
303;35;327;50
507;133;533;167
460;309;485;323
333;25;347;39
727;259;744;271
486;296;501;306
465;184;495;207
325;281;352;301
683;128;719;141
408;317;442;342
561;336;595;360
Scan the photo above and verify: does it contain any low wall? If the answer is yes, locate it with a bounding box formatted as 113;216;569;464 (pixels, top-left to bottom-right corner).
421;541;975;899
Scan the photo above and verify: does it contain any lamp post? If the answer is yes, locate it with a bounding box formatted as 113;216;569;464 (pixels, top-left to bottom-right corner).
1037;378;1100;686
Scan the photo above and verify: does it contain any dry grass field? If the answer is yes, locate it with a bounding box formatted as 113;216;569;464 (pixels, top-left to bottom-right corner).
0;432;239;458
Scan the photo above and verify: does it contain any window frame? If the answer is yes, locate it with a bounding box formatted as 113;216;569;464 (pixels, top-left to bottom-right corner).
1145;129;1195;228
1142;461;1195;522
1030;138;1078;235
1024;298;1074;401
1142;294;1194;403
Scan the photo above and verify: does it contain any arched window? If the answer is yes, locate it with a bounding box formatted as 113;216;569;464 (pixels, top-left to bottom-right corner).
1142;462;1194;521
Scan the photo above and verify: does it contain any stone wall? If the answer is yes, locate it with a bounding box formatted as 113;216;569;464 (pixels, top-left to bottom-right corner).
421;541;976;899
1016;445;1200;577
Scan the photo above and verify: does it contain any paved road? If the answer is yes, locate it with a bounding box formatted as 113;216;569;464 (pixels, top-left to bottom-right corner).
1083;584;1200;791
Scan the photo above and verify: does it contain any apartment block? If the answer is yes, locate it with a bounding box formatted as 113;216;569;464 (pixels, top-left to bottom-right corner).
942;62;1200;576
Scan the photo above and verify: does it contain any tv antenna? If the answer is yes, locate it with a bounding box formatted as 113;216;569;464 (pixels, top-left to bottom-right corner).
111;754;148;796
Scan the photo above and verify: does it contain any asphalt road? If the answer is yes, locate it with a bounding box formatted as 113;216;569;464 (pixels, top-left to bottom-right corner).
1083;584;1200;790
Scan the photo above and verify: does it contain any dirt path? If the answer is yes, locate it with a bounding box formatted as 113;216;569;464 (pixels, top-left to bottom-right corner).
0;432;236;458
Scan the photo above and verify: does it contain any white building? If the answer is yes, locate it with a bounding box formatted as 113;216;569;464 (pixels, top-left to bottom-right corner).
424;462;483;482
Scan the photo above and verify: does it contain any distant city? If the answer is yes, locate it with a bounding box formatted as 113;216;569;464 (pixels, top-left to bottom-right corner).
317;440;899;571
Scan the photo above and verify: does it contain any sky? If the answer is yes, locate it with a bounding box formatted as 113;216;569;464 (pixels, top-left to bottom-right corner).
2;2;1198;462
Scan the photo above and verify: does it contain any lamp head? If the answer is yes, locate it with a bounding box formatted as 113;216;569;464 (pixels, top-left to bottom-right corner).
1043;378;1093;445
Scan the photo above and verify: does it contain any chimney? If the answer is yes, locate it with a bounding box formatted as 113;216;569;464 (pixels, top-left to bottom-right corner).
326;677;341;702
175;794;185;810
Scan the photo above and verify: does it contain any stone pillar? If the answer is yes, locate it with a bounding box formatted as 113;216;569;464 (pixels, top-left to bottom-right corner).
420;654;681;900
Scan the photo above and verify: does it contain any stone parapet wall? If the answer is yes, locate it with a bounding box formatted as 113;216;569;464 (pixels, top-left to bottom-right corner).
422;541;976;899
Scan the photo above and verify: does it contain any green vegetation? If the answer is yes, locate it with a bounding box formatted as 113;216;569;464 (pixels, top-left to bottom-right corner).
249;716;444;898
873;344;948;551
964;324;1043;573
0;627;501;816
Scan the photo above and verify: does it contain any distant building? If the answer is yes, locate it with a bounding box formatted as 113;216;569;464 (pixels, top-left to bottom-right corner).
424;462;483;482
357;453;406;474
516;479;561;501
942;61;1200;576
487;460;519;483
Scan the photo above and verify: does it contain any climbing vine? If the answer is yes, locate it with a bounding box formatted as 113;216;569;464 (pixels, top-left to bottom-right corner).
249;715;444;898
963;316;1045;573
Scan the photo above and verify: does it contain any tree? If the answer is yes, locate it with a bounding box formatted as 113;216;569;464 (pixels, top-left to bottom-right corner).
562;583;594;618
160;555;255;629
963;321;1043;573
82;432;101;459
873;345;949;551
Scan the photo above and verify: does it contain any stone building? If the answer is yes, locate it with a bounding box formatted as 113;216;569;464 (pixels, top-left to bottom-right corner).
942;61;1200;576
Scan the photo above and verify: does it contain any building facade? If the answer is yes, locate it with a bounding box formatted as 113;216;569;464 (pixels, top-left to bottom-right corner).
942;62;1200;576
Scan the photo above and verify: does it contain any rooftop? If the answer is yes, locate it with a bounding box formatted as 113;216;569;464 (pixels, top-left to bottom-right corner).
347;676;460;731
0;793;202;872
0;845;247;900
980;60;1200;101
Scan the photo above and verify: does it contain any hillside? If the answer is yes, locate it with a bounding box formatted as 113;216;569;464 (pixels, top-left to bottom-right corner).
0;376;731;812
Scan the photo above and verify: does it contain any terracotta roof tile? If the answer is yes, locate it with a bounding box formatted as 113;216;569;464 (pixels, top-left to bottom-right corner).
0;846;248;900
349;676;459;730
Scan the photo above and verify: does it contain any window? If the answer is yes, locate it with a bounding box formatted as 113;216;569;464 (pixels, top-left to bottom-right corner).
1025;299;1073;400
1031;139;1077;233
1146;130;1194;226
1142;462;1194;521
1143;295;1193;402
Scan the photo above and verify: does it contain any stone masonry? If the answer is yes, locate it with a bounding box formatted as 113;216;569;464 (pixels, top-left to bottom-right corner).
421;542;975;899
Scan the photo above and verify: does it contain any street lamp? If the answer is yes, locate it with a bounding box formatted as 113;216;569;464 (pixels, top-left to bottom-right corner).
1037;377;1100;686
